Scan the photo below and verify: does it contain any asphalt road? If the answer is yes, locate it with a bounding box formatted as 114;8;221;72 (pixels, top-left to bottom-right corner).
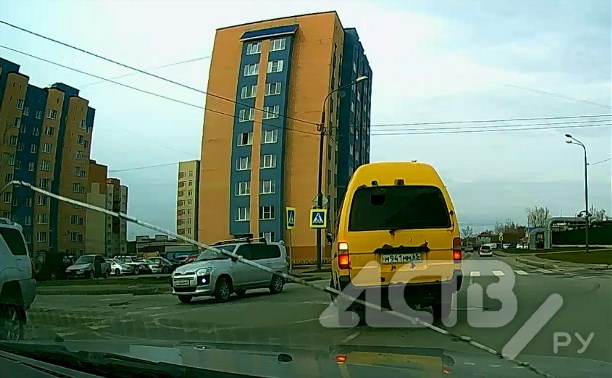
24;254;612;377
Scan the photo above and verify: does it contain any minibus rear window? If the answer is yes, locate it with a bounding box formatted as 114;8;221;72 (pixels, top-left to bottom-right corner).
348;185;452;231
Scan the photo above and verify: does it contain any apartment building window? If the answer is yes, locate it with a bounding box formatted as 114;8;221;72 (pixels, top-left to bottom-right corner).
241;85;257;99
17;99;24;109
5;174;13;183
236;156;251;171
262;105;279;119
36;232;47;242
72;183;84;193
237;132;253;146
262;129;278;144
23;107;30;116
44;126;54;136
353;61;357;73
178;172;185;179
3;192;11;203
80;119;86;129
75;151;84;160
243;63;259;76
236;206;250;221
265;82;281;96
78;135;84;144
177;190;184;197
30;144;37;153
28;162;35;172
246;41;262;55
7;154;15;166
261;180;275;194
26;197;32;207
267;60;284;73
17;143;24;151
15;160;21;169
35;110;42;119
187;190;192;195
47;109;57;119
40;160;51;171
37;213;48;224
270;38;286;51
9;136;17;146
236;181;250;196
24;216;31;226
261;154;276;169
239;108;255;122
189;171;193;177
350;101;355;113
13;117;20;127
259;232;275;243
20;124;26;134
259;205;275;220
32;127;40;136
38;179;50;190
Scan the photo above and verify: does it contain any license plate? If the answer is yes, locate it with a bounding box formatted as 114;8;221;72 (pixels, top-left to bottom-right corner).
174;279;190;287
381;253;422;264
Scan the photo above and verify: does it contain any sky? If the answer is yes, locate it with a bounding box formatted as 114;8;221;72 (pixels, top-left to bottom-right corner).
1;0;610;237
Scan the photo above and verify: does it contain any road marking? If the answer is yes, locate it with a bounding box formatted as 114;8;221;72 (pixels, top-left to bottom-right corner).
291;315;333;324
515;270;529;276
126;311;142;316
536;269;553;274
56;332;78;337
145;306;163;310
492;270;505;277
489;364;501;368
469;271;480;284
87;325;109;330
464;362;475;366
340;331;360;344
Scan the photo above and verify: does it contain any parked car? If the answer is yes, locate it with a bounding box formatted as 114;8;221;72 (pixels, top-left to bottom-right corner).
108;259;134;276
65;254;111;279
478;245;493;257
115;256;152;275
148;257;174;274
171;238;288;303
0;218;36;340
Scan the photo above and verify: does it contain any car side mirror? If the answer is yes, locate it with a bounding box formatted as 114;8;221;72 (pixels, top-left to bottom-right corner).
230;255;238;262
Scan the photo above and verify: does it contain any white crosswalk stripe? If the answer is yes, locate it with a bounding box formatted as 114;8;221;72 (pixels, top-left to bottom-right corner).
515;270;529;275
466;270;532;277
492;270;505;277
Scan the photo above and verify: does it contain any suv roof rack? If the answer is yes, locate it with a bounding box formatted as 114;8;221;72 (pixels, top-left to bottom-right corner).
213;234;268;246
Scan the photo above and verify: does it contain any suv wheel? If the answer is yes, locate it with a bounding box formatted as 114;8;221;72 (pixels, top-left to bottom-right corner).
115;268;121;276
178;295;193;304
133;267;140;275
269;275;284;294
0;305;25;341
103;270;110;279
214;277;231;302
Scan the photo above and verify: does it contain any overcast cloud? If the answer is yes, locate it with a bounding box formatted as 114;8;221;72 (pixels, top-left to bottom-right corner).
1;0;610;236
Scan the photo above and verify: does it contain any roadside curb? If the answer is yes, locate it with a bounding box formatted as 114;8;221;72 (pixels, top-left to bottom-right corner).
516;257;558;270
36;275;328;296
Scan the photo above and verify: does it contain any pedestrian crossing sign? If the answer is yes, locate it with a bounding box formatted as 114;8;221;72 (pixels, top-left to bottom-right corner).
309;209;327;229
286;207;296;230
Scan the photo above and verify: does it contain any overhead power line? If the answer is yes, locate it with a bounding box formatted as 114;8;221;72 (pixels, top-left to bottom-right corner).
0;19;320;127
79;56;211;88
372;119;611;133
370;120;610;136
0;45;320;138
500;82;612;109
590;157;612;166
109;162;182;173
370;114;611;128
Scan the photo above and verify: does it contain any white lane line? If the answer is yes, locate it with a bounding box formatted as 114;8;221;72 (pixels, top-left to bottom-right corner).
515;270;529;276
489;364;501;368
464;361;475;366
56;332;78;337
126;311;142;316
145;306;163;310
290;315;333;325
492;270;505;277
87;325;110;330
340;331;360;344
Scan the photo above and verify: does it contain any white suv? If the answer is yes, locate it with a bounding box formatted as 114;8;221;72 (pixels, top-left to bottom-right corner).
0;218;36;340
171;239;288;303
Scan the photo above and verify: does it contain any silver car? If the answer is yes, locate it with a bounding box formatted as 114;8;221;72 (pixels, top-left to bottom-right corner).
171;241;288;303
0;218;36;340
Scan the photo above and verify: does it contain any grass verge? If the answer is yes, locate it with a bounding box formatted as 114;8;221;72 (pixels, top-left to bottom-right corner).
536;249;612;265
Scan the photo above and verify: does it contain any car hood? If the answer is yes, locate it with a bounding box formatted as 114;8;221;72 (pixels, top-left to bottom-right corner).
173;260;218;274
0;340;610;378
66;263;92;270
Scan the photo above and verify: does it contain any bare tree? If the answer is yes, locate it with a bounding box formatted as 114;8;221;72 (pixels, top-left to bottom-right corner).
526;206;551;228
461;225;474;239
495;218;520;233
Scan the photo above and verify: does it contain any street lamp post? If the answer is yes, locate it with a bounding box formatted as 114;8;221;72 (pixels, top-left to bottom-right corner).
315;75;368;271
565;134;589;253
